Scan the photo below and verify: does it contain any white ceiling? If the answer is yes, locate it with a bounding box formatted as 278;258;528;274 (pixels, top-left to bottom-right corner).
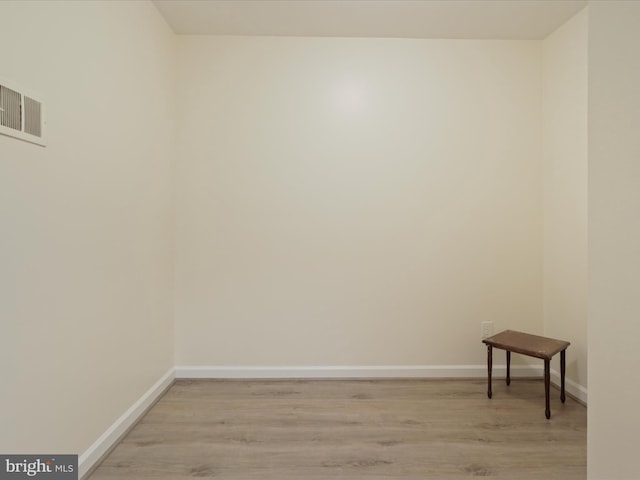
152;0;587;40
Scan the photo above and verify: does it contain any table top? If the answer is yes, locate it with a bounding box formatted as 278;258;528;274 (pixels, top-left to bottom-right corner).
482;330;570;360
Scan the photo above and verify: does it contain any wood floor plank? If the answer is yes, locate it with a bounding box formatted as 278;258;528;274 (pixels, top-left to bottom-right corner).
88;379;586;479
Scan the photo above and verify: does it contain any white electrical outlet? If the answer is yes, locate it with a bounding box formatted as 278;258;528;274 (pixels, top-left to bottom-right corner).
481;321;493;339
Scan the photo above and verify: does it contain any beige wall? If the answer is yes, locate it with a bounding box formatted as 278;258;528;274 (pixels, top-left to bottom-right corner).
0;1;175;455
542;9;588;389
174;37;543;367
588;1;640;478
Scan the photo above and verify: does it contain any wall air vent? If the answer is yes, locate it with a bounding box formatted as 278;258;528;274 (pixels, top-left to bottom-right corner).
0;77;46;147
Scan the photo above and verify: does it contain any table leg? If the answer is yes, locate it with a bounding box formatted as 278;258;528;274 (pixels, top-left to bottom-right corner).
560;349;566;403
544;359;551;419
487;345;493;399
506;351;511;386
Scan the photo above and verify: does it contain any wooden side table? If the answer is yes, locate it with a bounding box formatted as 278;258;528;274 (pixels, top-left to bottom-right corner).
482;330;570;419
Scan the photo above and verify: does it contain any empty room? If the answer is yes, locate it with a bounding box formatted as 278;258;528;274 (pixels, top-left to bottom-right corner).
1;1;639;479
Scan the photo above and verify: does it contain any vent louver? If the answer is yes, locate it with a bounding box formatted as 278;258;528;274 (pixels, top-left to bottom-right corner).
24;96;42;137
0;85;21;131
0;77;46;146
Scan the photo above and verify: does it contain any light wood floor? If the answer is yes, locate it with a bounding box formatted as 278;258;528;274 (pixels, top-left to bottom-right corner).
89;379;586;479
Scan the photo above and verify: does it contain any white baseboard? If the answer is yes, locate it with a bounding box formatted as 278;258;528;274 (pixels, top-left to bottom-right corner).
550;368;588;404
174;365;586;403
78;368;175;479
175;364;543;379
